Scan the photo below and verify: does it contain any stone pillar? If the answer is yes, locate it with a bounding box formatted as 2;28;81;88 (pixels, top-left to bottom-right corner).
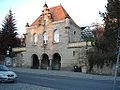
48;59;52;70
39;57;41;69
65;17;70;28
49;54;53;70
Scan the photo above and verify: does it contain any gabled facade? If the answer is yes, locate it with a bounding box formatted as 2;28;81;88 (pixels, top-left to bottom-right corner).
22;4;87;71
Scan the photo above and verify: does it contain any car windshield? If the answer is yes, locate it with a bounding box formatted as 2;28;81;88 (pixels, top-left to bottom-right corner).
0;65;9;71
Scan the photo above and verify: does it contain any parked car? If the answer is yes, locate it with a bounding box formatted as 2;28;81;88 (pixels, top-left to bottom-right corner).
0;65;17;82
74;65;79;72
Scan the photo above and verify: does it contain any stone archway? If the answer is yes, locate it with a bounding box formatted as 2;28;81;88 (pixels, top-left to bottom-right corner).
32;54;39;69
52;53;61;70
41;53;50;69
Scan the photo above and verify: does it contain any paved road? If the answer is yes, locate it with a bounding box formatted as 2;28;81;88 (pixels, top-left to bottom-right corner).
16;71;120;90
11;67;120;81
1;67;119;90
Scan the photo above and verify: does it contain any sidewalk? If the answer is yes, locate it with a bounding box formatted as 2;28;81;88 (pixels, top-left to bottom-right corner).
0;83;57;90
10;67;120;81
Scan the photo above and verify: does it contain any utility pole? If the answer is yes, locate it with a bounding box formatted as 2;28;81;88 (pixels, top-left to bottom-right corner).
113;14;120;90
113;0;120;88
113;27;120;90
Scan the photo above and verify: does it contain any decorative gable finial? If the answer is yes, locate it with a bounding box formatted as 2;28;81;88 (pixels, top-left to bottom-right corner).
45;0;46;4
43;0;48;8
60;3;62;6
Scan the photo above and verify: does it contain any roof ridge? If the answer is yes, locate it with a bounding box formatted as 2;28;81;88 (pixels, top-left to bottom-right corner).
48;5;70;18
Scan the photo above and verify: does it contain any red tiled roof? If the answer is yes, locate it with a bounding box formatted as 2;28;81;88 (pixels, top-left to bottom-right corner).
31;16;41;26
31;5;70;26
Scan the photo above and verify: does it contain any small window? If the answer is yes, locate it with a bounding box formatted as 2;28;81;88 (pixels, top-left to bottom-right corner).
44;20;46;26
21;54;23;57
74;31;76;35
54;30;59;43
73;51;75;56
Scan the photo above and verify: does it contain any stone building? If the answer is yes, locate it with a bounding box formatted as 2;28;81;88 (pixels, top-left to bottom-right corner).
22;4;88;71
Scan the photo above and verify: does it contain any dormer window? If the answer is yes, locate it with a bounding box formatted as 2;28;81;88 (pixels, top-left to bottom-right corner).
53;29;59;43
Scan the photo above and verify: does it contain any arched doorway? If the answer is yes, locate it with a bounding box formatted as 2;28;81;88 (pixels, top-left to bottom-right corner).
41;53;50;69
32;54;39;69
52;53;61;70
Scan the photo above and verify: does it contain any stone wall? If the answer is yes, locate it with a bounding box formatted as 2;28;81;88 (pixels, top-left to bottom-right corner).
91;65;114;75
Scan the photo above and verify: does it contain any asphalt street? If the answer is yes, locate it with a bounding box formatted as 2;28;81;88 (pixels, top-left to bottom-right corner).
1;67;120;90
16;71;120;90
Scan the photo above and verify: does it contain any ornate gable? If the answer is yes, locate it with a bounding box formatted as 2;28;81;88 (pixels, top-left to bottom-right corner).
31;4;70;26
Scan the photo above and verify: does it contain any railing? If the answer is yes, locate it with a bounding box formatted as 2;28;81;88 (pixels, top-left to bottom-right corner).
12;47;26;52
68;41;92;48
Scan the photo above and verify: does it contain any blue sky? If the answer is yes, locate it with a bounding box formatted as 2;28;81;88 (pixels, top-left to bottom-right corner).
0;0;107;36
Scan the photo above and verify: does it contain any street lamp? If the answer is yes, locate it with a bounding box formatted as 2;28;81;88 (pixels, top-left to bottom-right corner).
6;50;9;56
5;46;12;66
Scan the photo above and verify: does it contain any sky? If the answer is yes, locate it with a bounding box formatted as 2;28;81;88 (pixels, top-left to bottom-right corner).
0;0;107;36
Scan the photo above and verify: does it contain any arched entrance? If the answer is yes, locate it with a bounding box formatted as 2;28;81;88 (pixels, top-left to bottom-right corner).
41;53;50;69
52;53;61;70
32;54;39;69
